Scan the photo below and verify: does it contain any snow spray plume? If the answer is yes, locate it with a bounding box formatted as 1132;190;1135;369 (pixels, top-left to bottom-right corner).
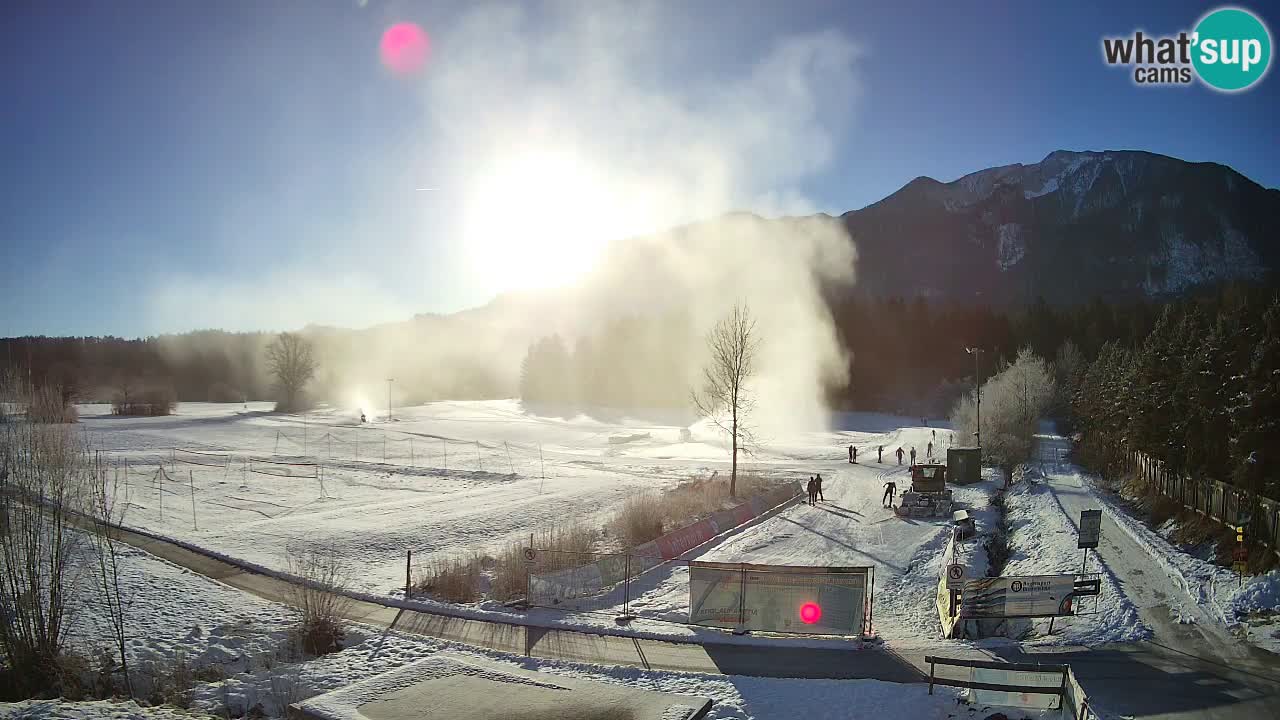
429;1;862;430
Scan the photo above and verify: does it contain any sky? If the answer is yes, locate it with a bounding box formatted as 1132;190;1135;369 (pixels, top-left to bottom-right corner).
2;0;1277;338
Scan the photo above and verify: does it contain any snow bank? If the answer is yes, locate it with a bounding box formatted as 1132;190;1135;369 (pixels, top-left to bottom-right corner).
1002;478;1149;645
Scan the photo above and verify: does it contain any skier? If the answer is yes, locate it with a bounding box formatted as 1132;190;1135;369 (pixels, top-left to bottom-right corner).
882;478;897;507
910;447;917;465
927;440;933;458
852;445;858;463
896;447;904;465
849;444;854;463
815;473;825;502
878;445;884;463
806;477;817;506
359;409;367;424
931;429;936;440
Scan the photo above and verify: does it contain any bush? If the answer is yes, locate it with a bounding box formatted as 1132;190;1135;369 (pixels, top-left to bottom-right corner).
416;553;484;603
614;492;665;547
27;384;77;424
112;382;176;417
284;542;352;656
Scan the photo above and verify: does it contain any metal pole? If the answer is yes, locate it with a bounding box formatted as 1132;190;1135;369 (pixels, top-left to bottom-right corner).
406;549;412;599
476;441;483;472
443;439;448;471
539;444;546;481
189;470;198;530
157;468;163;522
387;378;394;422
623;554;631;617
505;442;514;475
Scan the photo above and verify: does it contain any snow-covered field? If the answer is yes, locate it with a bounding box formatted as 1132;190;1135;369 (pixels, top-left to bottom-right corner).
38;540;985;720
80;400;989;646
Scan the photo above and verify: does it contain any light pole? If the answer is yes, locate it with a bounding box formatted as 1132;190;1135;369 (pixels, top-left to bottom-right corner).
966;347;984;449
386;378;394;422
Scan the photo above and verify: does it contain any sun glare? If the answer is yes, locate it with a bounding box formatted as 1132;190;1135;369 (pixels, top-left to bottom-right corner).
462;150;624;292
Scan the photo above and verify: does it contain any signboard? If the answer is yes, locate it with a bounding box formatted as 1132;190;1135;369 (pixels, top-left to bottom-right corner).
522;548;537;565
689;562;869;635
970;667;1063;710
946;563;967;589
1078;510;1102;549
960;575;1077;619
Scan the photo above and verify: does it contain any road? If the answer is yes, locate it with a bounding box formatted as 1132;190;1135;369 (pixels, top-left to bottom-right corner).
1028;434;1280;720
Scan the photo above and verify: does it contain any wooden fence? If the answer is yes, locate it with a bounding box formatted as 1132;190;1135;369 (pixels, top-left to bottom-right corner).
1126;450;1280;555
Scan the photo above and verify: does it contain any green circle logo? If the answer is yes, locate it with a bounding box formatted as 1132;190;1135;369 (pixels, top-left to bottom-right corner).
1192;8;1272;91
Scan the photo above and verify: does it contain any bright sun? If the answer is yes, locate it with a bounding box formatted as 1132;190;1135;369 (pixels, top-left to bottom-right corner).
462;149;624;291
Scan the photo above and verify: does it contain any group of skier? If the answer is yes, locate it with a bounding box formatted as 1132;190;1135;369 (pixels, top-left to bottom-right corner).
806;474;824;505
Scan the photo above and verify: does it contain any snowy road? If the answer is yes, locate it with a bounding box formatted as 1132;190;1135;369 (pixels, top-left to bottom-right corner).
1030;435;1280;720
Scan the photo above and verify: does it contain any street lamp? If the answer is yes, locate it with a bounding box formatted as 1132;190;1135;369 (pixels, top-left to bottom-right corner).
965;347;984;449
386;378;394;422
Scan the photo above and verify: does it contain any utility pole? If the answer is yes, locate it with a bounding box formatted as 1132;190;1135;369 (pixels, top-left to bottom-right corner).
966;347;984;450
386;378;395;422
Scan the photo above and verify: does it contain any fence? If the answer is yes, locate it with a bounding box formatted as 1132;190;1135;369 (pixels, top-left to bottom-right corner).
524;483;805;624
688;561;873;635
1126;450;1280;555
924;655;1092;719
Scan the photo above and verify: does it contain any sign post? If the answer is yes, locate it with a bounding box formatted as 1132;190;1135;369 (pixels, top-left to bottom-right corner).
1078;509;1102;574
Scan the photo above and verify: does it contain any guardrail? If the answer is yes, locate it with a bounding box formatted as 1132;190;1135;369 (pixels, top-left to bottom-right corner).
924;655;1091;719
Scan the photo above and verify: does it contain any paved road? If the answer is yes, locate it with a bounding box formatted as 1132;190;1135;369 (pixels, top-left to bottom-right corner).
1028;434;1280;720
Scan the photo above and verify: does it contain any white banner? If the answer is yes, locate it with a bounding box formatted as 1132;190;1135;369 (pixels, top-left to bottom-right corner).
689;563;869;635
960;575;1077;618
970;667;1063;710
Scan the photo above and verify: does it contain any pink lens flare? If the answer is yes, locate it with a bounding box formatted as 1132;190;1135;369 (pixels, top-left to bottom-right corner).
380;22;430;75
799;602;821;624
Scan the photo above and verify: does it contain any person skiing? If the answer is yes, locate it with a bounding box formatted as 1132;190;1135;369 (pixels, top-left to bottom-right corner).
359;408;367;424
878;445;884;463
852;446;858;463
927;440;933;458
882;478;897;507
849;444;854;463
931;429;936;440
806;477;817;506
910;447;917;465
896;447;904;465
815;473;825;502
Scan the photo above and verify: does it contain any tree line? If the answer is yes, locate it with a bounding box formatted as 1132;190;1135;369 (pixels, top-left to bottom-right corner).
1066;283;1280;499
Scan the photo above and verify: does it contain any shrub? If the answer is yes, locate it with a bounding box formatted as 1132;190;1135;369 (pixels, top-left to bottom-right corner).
416;553;484;603
614;492;665;546
27;384;77;424
112;381;176;417
284;542;352;656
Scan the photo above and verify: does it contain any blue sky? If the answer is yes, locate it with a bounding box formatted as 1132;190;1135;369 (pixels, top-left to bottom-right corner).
2;0;1276;337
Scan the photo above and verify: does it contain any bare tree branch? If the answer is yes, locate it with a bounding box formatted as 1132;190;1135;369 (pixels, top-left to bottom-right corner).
690;304;759;497
265;333;318;413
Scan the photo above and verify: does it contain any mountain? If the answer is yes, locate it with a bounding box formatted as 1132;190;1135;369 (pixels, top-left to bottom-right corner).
840;150;1280;306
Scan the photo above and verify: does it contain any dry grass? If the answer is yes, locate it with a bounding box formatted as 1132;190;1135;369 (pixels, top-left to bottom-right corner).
416;553;484;603
417;522;600;603
610;472;778;547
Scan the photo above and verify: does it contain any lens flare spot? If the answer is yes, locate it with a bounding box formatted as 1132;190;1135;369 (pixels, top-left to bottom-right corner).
380;22;429;75
799;602;821;625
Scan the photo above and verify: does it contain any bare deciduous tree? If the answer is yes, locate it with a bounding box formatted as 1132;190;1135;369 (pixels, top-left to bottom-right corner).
0;419;91;695
691;304;759;497
265;333;318;413
87;458;134;697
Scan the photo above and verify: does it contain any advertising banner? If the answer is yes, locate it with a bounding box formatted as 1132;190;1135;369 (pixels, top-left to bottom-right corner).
960;575;1077;619
689;562;869;635
970;667;1063;710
